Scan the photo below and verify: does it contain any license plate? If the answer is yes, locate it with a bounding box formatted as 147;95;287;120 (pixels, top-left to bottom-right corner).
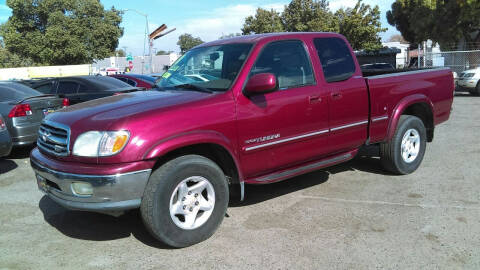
43;108;55;116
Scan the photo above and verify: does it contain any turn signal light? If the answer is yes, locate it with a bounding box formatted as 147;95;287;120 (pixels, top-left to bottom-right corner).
8;104;32;118
112;134;128;153
62;98;70;107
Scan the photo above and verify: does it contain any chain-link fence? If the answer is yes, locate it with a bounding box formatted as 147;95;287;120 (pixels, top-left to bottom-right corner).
423;50;480;74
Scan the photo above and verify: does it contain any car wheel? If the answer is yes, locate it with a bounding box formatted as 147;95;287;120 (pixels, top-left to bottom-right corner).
141;155;229;248
475;82;480;96
380;115;427;175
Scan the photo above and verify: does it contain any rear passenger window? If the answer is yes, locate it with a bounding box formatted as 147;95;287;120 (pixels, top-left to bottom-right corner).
314;38;356;83
250;40;315;90
57;82;79;94
78;83;89;92
35;83;55;94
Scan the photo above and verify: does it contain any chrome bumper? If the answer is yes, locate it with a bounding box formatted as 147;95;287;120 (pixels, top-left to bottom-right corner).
31;159;151;212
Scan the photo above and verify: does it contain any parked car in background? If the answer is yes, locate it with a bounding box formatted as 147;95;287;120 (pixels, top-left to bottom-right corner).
0;115;12;157
109;74;156;89
29;76;140;105
457;67;480;95
17;78;54;88
30;32;454;248
0;82;68;147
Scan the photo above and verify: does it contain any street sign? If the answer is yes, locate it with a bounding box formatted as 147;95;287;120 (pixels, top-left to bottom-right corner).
149;24;167;40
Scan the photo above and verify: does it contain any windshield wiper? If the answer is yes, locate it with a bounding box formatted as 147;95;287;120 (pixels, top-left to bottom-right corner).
173;84;213;93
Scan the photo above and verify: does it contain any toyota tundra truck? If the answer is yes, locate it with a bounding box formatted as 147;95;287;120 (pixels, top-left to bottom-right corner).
30;32;454;247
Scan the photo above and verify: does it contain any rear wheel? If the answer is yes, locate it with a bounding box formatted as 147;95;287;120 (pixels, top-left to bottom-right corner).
141;155;229;247
380;115;427;175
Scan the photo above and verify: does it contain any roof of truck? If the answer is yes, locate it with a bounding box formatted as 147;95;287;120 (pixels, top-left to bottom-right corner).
196;32;344;48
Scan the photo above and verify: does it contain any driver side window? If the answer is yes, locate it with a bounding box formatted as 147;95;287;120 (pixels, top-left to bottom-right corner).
250;40;315;90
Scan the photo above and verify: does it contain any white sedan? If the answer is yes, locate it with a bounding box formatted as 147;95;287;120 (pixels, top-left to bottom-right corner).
458;67;480;95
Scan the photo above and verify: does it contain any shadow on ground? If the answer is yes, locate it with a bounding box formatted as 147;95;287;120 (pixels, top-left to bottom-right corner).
38;196;174;249
232;145;391;206
454;92;477;97
7;145;36;160
0;159;18;174
38;145;389;247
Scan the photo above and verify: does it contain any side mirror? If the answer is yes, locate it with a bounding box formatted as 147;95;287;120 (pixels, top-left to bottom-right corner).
244;73;277;95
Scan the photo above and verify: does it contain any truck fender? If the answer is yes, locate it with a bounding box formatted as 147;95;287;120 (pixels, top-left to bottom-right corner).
386;94;435;141
143;130;244;185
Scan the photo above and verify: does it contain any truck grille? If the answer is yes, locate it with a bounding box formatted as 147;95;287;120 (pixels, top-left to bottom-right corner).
37;121;70;156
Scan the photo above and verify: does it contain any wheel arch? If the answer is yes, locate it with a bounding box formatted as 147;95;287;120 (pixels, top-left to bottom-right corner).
143;131;244;200
387;94;435;142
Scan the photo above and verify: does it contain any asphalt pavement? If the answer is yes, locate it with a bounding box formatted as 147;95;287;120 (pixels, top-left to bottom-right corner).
0;93;479;269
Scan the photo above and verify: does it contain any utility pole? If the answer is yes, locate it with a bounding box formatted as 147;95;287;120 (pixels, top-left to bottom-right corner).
418;44;421;69
121;9;149;74
149;25;176;74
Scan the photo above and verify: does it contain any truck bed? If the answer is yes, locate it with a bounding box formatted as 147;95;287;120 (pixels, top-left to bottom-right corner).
364;67;454;144
362;67;435;77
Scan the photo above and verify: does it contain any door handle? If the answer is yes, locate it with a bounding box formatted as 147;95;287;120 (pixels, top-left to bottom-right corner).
331;92;342;100
309;95;321;104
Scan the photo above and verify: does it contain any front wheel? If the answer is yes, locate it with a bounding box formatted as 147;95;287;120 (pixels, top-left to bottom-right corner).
380;115;427;175
141;155;229;247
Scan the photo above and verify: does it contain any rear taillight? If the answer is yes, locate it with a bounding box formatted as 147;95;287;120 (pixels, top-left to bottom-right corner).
62;98;70;107
8;104;32;118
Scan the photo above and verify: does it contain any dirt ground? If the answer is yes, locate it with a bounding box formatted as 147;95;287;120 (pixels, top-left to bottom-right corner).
1;93;479;269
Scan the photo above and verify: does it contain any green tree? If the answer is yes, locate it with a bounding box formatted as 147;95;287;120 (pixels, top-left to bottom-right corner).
156;50;173;55
219;33;242;39
241;0;385;50
387;0;480;50
111;49;125;57
242;8;284;34
335;1;386;50
0;0;123;66
282;0;337;32
387;34;408;44
0;41;34;68
177;33;204;54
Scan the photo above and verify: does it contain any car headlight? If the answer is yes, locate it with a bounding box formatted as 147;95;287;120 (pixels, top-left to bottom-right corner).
73;131;130;157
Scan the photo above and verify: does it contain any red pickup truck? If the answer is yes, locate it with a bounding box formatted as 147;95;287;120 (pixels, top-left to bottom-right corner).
30;32;454;247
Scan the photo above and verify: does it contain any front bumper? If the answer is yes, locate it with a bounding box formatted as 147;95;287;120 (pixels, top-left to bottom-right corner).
31;159;151;212
458;80;478;89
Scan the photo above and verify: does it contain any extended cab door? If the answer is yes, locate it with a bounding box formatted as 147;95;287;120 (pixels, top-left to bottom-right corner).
312;37;369;153
236;40;331;178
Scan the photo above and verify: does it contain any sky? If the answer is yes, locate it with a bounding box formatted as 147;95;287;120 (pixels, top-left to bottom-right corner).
0;0;400;56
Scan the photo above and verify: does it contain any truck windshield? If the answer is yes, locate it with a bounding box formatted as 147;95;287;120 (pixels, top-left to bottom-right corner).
156;43;253;92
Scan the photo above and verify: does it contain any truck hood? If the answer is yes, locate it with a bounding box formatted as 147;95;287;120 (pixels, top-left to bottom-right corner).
45;90;211;129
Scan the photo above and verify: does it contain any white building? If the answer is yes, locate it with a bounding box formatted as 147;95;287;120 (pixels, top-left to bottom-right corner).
382;41;410;68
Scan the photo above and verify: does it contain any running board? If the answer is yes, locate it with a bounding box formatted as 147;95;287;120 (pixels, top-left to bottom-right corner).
245;150;357;184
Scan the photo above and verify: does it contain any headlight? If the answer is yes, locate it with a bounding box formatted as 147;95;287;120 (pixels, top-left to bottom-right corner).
73;131;130;157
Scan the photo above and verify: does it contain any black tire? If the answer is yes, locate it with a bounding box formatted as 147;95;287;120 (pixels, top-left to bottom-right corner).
140;155;229;248
380;115;427;175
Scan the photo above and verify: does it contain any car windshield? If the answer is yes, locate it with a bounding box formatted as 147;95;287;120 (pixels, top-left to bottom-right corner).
156;43;253;91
